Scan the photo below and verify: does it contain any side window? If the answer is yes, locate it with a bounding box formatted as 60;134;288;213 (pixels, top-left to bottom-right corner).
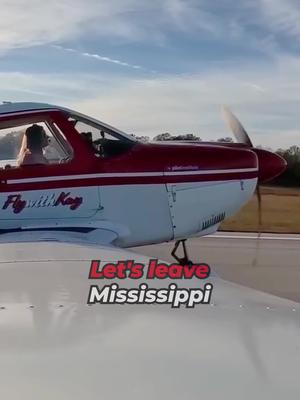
0;124;24;167
74;121;118;142
40;122;66;163
52;122;74;159
0;120;73;168
45;122;74;163
70;117;135;158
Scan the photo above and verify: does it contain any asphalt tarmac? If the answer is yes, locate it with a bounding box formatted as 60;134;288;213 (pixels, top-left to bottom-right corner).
131;232;300;303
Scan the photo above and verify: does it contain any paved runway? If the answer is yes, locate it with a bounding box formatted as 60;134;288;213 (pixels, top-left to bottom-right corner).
131;232;300;303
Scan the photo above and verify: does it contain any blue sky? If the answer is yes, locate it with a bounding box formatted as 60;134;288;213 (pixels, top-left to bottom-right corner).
1;0;300;148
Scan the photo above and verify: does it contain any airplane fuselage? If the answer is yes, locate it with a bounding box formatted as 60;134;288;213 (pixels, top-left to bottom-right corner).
0;142;258;247
0;103;285;247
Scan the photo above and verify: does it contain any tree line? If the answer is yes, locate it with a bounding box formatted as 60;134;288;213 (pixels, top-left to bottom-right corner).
274;146;300;187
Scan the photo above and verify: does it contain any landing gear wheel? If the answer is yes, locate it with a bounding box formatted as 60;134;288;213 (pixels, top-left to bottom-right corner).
171;239;193;266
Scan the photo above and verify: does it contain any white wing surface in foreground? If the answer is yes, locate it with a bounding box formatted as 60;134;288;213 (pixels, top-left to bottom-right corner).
0;241;299;399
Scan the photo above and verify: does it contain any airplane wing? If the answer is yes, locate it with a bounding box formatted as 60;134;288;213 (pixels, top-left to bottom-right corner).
0;239;299;399
0;221;131;247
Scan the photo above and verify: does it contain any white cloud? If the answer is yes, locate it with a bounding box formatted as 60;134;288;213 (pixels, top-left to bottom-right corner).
69;55;300;149
52;45;146;71
0;0;282;53
163;0;220;35
259;0;300;40
0;0;93;50
0;0;226;52
0;0;299;53
0;0;300;151
0;0;161;51
0;53;299;149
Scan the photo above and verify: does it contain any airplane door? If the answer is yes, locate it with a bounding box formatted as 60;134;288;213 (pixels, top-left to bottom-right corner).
0;110;102;222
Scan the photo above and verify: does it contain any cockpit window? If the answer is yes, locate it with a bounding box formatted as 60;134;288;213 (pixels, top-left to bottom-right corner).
69;114;136;158
0;119;73;168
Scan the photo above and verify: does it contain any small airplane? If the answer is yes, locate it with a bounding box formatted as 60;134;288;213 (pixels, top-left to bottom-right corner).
0;102;286;262
0;102;299;399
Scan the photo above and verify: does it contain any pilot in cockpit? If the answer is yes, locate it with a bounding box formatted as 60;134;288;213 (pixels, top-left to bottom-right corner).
17;124;49;166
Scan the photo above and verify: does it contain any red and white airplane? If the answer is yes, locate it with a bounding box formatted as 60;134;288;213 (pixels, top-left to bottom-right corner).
0;102;299;400
0;102;286;261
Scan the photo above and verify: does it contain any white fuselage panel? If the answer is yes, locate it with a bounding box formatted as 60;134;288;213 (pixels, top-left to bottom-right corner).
0;178;257;246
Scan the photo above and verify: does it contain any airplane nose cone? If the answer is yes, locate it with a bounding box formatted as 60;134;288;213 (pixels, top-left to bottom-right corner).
253;148;287;183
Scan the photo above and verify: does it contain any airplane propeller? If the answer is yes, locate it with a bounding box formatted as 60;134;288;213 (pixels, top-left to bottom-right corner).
221;105;253;147
221;105;262;231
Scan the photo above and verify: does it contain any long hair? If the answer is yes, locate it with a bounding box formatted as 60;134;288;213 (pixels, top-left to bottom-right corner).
17;125;46;166
17;131;28;165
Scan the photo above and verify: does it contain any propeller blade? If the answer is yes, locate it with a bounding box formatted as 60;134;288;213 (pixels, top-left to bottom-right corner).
221;105;253;147
256;184;262;231
252;184;262;267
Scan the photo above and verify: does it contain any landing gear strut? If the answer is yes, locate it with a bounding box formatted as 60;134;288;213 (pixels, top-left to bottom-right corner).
171;239;193;265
